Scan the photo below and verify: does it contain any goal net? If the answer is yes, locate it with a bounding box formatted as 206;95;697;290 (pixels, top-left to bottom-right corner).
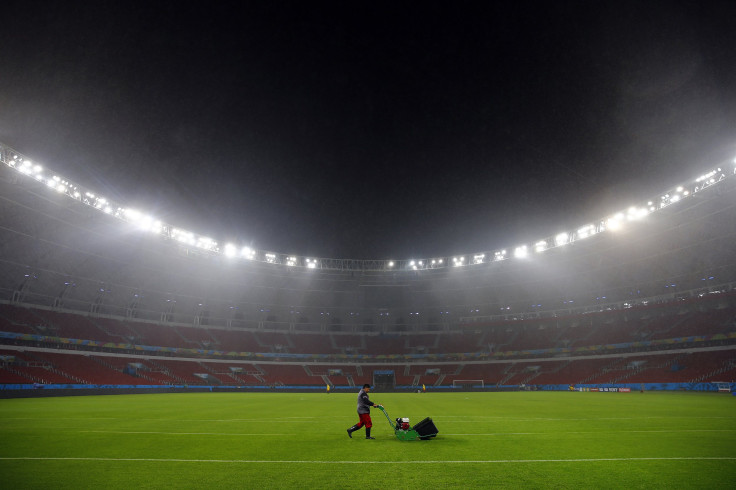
712;381;731;393
452;379;484;388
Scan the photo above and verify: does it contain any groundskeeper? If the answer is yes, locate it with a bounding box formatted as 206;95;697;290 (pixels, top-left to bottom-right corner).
346;384;383;439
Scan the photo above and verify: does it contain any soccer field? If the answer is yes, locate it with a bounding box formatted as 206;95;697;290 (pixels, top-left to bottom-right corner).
1;391;734;488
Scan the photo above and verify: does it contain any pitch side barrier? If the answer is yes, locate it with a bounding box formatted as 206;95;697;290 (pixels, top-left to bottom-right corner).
536;383;735;392
3;382;734;399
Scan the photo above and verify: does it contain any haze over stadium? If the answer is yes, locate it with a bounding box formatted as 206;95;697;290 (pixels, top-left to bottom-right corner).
1;1;735;261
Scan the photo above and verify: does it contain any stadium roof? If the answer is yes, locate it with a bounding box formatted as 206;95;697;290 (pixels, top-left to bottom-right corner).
1;1;735;260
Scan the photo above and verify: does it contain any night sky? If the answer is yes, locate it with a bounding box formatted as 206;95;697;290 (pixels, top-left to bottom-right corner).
1;1;735;260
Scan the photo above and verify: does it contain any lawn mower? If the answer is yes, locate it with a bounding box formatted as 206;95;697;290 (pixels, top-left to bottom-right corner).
377;405;438;441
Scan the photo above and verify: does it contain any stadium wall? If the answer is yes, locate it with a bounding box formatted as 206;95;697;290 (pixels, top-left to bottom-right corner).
2;381;734;399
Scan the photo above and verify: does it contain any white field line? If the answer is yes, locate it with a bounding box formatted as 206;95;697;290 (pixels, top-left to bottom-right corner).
81;431;293;436
0;417;321;422
0;457;734;464
441;416;734;421
441;429;736;435
4;416;732;422
74;428;736;437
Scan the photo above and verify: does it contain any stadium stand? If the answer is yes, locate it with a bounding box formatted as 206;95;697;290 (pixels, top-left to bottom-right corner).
1;146;736;392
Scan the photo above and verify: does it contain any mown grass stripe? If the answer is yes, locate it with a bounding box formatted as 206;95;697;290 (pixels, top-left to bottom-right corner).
2;457;735;464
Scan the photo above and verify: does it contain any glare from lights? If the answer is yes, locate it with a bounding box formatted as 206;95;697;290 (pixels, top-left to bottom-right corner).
555;232;569;246
242;247;255;260
224;243;238;258
2;140;734;271
577;224;595;240
172;229;196;245
695;169;718;183
124;208;141;221
627;206;649;221
606;213;624;231
196;237;217;250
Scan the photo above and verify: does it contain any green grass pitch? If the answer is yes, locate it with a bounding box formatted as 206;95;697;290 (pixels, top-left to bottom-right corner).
1;391;734;488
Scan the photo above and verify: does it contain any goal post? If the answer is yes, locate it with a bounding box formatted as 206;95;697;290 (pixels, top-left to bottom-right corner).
452;379;484;388
712;381;732;393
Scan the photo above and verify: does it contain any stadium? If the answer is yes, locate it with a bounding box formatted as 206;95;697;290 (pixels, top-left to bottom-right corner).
1;141;736;487
2;141;735;395
2;2;736;487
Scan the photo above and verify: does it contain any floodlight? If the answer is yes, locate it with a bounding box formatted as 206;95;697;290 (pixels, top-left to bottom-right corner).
172;228;196;246
265;253;276;263
514;245;528;259
196;236;216;250
286;256;297;266
387;261;394;268
494;250;506;261
473;254;485;264
577;224;595;239
534;240;547;252
696;169;717;182
606;213;624;231
124;208;141;221
555;232;569;246
241;247;255;259
627;206;648;220
224;243;237;258
306;258;317;269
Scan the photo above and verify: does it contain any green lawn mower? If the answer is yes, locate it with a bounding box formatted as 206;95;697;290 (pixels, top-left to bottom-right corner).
377;405;438;441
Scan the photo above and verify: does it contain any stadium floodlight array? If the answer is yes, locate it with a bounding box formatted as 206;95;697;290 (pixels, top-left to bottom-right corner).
2;141;735;272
